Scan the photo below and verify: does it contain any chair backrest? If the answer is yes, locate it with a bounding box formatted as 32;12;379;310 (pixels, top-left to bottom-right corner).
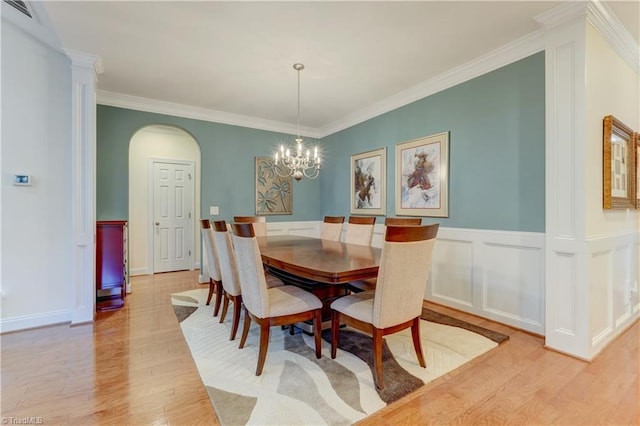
230;223;270;318
321;216;345;241
200;219;221;281
212;220;242;297
345;216;376;246
384;217;422;226
233;216;267;237
373;224;439;329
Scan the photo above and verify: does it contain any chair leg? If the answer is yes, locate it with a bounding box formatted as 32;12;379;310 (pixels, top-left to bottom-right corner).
331;310;340;359
239;307;251;349
256;321;270;376
314;309;322;359
213;281;223;317
230;296;242;341
372;328;384;390
411;316;426;368
219;292;230;323
206;278;215;305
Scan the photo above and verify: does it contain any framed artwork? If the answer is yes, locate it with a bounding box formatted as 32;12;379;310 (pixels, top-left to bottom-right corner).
636;132;640;208
603;116;636;209
395;132;449;217
351;147;386;215
255;156;292;215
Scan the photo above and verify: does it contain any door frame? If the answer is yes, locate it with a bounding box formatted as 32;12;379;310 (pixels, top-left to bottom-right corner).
147;158;196;274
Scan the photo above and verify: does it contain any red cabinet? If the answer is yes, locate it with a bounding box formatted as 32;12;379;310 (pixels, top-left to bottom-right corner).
96;220;128;311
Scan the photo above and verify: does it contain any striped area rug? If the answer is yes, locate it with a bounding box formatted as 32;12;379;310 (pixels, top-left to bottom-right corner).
172;288;508;426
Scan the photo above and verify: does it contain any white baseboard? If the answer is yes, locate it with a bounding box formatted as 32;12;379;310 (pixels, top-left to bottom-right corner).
0;309;71;334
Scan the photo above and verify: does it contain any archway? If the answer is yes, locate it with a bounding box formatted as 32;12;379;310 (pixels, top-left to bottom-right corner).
128;125;201;277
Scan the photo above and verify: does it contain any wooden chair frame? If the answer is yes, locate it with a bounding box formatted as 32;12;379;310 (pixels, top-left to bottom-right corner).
200;219;222;315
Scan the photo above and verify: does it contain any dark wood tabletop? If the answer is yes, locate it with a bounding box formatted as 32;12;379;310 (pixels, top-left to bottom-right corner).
257;235;381;284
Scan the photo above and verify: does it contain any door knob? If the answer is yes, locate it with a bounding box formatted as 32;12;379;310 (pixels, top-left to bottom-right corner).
155;222;160;226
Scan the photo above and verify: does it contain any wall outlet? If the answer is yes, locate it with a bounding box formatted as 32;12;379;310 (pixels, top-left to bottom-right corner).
209;206;219;215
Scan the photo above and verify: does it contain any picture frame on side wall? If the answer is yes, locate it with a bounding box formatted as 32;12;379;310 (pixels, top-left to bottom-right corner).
636;132;640;208
350;147;386;215
603;116;636;209
255;156;292;215
395;132;449;217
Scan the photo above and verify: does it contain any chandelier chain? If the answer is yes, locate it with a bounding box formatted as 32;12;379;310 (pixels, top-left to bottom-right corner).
273;63;321;181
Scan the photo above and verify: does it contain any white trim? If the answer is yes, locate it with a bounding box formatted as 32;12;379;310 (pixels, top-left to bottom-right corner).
97;29;545;139
319;30;545;137
0;310;70;334
67;50;100;326
97;91;322;139
587;1;640;74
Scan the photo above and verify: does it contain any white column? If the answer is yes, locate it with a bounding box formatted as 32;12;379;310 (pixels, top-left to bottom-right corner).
65;49;102;325
537;3;592;359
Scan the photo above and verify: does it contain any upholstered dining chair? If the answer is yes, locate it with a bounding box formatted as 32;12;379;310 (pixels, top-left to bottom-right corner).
347;217;423;293
212;220;244;340
330;223;439;390
233;215;267;237
233;215;285;289
231;223;323;376
320;216;345;241
200;219;222;315
344;216;376;246
384;217;422;226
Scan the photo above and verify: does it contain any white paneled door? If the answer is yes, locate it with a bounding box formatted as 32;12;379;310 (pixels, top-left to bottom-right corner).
153;161;194;273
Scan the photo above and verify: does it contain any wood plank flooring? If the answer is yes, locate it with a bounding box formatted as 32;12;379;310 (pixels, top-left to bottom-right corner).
1;270;638;425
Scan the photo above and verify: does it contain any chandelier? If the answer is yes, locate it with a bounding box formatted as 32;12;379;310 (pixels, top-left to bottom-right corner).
274;63;321;181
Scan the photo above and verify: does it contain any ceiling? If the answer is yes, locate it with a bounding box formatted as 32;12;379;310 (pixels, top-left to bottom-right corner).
37;1;639;137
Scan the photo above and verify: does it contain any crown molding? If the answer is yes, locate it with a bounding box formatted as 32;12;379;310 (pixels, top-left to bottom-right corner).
96;91;322;139
587;1;639;74
64;49;103;74
535;1;639;75
318;30;545;137
99;27;547;139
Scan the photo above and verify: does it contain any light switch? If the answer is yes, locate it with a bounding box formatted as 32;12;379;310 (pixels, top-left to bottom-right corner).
210;206;219;215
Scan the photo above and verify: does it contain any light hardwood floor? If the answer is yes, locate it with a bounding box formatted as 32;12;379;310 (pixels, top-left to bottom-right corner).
1;270;638;425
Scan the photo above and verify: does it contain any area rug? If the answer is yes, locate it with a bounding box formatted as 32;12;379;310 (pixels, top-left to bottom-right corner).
171;288;509;426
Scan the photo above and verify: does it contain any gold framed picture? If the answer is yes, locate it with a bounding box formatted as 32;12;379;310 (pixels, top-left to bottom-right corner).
603;115;636;209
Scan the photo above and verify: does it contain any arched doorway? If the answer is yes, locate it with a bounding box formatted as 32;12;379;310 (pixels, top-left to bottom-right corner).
128;125;201;276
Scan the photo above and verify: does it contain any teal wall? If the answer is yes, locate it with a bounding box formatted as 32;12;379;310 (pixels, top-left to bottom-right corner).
320;52;545;232
96;107;320;222
97;52;544;232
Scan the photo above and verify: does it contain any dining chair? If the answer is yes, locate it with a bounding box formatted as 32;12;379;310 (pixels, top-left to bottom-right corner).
330;223;439;390
212;220;244;340
200;219;222;315
344;216;376;246
384;217;422;226
233;216;267;237
320;216;345;241
233;215;285;288
231;223;323;376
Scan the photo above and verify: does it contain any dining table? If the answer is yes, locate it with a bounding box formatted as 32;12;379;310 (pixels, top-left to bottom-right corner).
257;235;382;331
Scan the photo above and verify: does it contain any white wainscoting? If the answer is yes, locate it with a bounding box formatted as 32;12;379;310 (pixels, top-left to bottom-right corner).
587;231;640;357
426;227;546;335
202;221;547;334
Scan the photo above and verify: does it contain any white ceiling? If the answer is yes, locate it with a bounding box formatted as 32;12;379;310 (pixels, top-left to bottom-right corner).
37;1;639;137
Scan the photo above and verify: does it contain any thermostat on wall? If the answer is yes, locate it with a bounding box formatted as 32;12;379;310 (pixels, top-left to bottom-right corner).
12;175;32;186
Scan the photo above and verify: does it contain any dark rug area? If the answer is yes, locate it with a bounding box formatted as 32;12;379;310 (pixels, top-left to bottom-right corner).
420;307;510;344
